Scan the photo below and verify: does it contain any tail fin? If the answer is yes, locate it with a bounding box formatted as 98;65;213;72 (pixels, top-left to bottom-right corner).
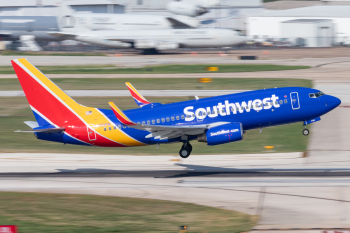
57;0;88;33
125;82;152;107
12;58;83;127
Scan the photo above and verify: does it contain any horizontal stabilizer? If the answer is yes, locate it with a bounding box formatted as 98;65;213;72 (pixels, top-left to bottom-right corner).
109;102;136;126
15;127;65;133
24;121;39;129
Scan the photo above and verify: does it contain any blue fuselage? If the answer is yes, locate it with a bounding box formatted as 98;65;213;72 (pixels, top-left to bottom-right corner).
94;87;341;145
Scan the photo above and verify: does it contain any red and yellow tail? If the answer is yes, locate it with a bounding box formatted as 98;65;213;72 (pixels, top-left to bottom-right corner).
12;58;82;127
12;58;145;147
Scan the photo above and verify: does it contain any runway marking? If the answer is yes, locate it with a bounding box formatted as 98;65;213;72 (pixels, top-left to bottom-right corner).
1;178;350;204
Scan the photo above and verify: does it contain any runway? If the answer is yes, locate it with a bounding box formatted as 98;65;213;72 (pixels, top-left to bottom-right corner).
1;151;350;229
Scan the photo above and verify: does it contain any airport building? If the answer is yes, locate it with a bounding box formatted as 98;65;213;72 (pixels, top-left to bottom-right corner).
247;5;350;47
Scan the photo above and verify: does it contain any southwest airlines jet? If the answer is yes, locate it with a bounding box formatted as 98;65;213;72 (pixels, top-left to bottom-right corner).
12;59;341;158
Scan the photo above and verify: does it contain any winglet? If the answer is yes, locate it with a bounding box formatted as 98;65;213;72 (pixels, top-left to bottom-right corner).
109;102;136;125
125;82;151;107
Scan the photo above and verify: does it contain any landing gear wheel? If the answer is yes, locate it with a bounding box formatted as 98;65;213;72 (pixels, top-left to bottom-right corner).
179;142;192;158
302;128;309;136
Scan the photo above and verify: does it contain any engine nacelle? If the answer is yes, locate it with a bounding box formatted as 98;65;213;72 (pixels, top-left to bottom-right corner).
75;36;131;48
198;123;243;146
134;40;157;49
156;42;179;50
167;1;208;17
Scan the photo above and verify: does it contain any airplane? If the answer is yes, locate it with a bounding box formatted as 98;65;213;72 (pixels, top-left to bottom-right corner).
12;58;341;158
50;1;246;53
58;1;199;32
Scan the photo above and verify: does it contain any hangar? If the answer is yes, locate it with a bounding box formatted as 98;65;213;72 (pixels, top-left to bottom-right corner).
247;5;350;46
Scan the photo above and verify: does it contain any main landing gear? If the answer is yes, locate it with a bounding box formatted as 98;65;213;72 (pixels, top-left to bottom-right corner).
302;127;310;136
179;142;192;158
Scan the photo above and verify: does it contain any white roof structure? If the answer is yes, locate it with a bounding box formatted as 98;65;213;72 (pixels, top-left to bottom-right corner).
254;5;350;18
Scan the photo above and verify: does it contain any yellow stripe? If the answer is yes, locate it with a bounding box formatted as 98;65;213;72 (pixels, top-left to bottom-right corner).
18;59;145;147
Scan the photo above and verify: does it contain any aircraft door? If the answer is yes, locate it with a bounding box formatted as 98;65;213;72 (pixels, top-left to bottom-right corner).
290;92;300;110
87;124;96;141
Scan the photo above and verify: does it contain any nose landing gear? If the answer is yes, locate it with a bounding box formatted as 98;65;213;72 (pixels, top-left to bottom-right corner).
179;142;192;158
302;127;309;136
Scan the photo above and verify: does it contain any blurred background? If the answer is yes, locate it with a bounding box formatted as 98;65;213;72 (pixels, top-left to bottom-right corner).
1;0;350;52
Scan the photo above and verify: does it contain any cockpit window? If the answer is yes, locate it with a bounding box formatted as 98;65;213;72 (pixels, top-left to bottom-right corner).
309;92;325;98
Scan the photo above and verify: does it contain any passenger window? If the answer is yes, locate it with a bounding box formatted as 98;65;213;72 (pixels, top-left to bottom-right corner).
245;106;249;110
118;125;121;129
171;116;175;121
231;107;235;112
181;115;185;119
152;120;155;124
114;126;116;130
186;115;190;118
176;116;179;120
157;119;160;123
221;109;225;113
284;99;288;104
104;128;106;131
162;118;165;122
142;121;145;125
166;117;170;122
203;112;206;116
279;100;283;104
198;112;202;116
147;120;150;125
123;126;126;129
109;127;111;130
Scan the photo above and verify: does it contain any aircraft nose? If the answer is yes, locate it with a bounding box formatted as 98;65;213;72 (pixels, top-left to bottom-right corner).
327;95;341;109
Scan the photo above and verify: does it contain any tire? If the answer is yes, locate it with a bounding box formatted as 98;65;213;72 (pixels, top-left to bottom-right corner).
179;148;190;158
302;129;309;136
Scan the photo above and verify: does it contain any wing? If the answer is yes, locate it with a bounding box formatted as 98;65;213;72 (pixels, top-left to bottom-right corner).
48;32;76;39
108;102;230;140
125;82;152;107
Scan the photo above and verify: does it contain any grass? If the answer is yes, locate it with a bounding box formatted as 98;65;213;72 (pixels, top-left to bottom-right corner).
0;96;309;155
0;78;312;91
0;64;310;74
1;51;106;56
0;192;257;233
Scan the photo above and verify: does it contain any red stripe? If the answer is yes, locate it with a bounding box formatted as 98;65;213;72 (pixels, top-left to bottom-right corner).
13;61;126;147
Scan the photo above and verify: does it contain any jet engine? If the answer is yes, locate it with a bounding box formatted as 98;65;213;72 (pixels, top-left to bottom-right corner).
156;42;179;50
75;36;131;48
197;123;243;146
167;1;208;17
134;40;179;50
